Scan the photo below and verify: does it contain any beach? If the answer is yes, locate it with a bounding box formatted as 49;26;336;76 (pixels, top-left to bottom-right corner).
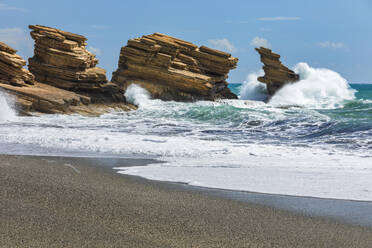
1;1;372;247
1;154;372;247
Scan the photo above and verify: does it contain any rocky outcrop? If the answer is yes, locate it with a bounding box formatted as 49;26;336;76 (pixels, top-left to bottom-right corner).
0;41;134;116
28;25;124;103
111;33;238;101
256;47;299;96
0;42;35;87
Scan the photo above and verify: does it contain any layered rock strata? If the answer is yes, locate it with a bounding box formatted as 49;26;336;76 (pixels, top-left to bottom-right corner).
0;41;133;116
255;47;299;96
28;25;124;103
0;42;35;87
111;33;238;101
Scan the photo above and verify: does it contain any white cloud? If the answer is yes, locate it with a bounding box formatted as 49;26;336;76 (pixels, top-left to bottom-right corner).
317;41;345;49
257;16;301;21
250;36;271;49
0;3;27;12
87;46;102;56
207;38;237;53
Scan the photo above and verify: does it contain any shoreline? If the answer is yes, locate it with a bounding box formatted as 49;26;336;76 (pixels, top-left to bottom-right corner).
48;154;372;227
162;181;372;228
5;153;372;226
2;154;372;247
114;166;372;228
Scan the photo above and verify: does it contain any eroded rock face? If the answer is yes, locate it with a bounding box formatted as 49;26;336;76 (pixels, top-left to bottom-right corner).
0;41;134;116
0;41;85;114
0;42;35;87
111;33;238;101
28;25;124;103
256;47;299;96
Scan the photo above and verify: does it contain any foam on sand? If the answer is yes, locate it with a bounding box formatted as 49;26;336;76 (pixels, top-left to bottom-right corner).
0;84;371;202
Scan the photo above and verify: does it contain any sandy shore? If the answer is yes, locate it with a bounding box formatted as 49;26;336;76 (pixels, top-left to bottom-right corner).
1;155;372;247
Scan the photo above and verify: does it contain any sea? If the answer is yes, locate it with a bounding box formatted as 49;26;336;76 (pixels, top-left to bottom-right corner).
1;62;372;201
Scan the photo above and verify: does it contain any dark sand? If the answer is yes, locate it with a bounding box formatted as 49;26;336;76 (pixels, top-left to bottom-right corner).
1;155;372;247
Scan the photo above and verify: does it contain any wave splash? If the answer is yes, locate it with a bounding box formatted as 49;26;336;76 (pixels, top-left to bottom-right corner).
124;84;151;107
239;63;355;109
269;63;355;108
239;69;267;101
0;91;16;122
0;81;370;201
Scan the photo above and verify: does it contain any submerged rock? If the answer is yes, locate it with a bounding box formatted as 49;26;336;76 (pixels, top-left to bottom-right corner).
28;25;124;104
255;47;299;96
111;33;238;101
0;41;134;116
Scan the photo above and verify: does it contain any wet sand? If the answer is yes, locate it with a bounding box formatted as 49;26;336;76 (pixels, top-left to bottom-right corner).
169;183;372;228
1;154;372;247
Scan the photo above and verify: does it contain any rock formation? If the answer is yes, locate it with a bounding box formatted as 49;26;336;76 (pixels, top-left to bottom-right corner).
255;47;299;96
0;42;35;87
0;41;133;116
28;25;124;103
111;33;238;101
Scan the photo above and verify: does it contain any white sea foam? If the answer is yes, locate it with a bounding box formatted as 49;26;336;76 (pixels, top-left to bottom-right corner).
0;84;371;201
269;63;356;109
0;91;16;122
239;69;267;101
239;63;356;109
124;84;151;107
116;145;372;201
0;103;370;201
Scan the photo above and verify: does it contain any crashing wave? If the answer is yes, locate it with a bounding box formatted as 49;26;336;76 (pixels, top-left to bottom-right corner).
240;63;355;109
239;69;267;101
124;84;152;107
269;63;356;109
0;91;16;122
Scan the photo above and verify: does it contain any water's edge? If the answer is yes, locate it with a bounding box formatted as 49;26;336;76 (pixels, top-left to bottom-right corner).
9;154;372;228
1;83;371;201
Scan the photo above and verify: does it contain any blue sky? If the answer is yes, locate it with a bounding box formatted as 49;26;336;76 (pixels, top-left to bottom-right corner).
1;0;371;83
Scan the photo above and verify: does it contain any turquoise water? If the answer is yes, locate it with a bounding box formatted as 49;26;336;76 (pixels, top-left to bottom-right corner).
1;78;371;200
1;83;371;155
226;83;372;150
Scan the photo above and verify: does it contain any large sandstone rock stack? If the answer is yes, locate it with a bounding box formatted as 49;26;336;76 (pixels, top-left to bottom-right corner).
255;47;299;96
0;42;35;86
111;33;238;101
0;41;133;116
0;41;87;115
28;25;124;103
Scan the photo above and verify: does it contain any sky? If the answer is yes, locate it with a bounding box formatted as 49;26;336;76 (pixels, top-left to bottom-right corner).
0;0;371;83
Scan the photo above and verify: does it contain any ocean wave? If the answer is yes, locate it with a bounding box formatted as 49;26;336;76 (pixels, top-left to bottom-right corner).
239;69;267;101
269;63;356;109
124;83;151;106
0;90;16;122
1;82;372;201
239;63;356;109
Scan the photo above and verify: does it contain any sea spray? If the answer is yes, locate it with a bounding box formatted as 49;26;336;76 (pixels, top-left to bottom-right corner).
0;82;371;200
0;90;16;122
239;69;267;101
269;63;356;109
124;84;151;107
